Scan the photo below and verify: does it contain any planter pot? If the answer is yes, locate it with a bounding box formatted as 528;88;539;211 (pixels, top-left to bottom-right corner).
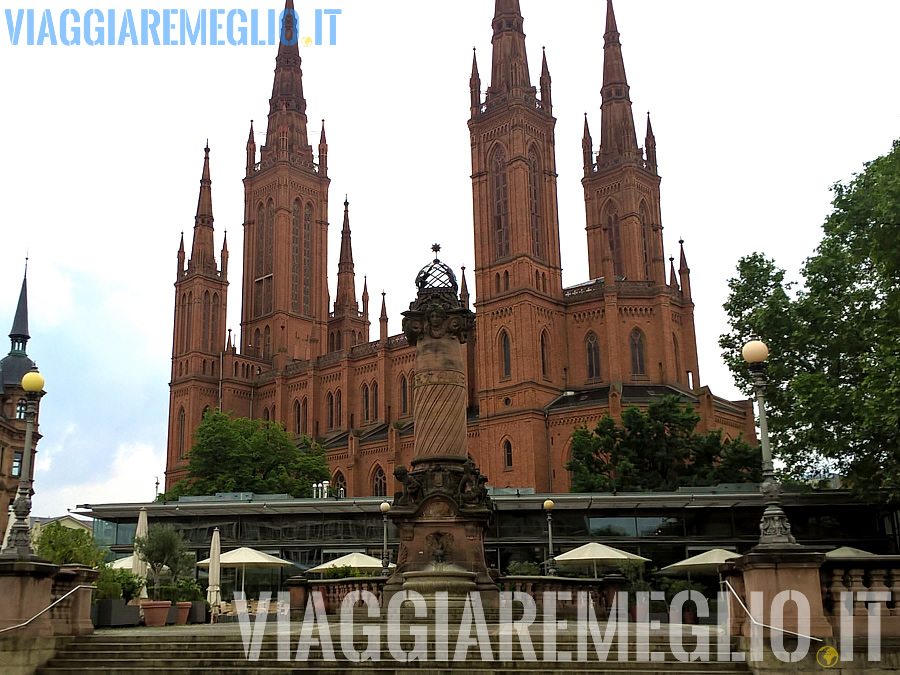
175;601;193;625
188;600;207;624
166;605;178;624
141;600;171;627
95;599;141;628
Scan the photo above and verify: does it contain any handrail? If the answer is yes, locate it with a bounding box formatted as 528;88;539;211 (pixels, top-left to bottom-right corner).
0;584;96;635
723;579;822;643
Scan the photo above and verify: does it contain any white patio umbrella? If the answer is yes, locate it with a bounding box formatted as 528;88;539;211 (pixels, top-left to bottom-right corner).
825;546;879;559
659;548;740;586
554;542;649;578
132;507;149;598
307;552;396;574
197;546;292;595
206;527;221;618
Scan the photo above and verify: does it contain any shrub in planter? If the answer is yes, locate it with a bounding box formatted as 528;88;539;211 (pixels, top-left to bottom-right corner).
506;561;541;576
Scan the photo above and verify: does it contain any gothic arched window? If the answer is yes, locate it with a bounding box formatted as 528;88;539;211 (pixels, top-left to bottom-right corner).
264;325;271;360
186;292;193;347
254;203;265;318
211;293;220;352
529;147;543;259
540;331;550;378
202;291;210;351
586;332;601;380
254;328;261;358
639;201;651;280
262;407;270;422
400;376;408;415
500;331;511;378
372;466;387;497
292;199;302;313
605;202;623;278
504;439;513;468
503;270;510;290
673;334;682;385
492;147;510;258
336;390;342;427
327;392;335;429
333;471;347;497
16;399;26;420
293;399;301;434
303;202;313;315
178;407;186;458
630;329;646;376
372;382;379;421
179;293;187;353
301;398;308;435
362;384;370;422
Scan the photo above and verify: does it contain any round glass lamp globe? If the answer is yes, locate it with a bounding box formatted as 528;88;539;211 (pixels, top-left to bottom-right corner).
21;370;44;392
742;340;769;364
380;501;391;513
543;499;555;511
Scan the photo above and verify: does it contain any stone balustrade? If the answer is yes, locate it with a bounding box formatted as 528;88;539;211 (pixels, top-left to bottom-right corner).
822;559;900;636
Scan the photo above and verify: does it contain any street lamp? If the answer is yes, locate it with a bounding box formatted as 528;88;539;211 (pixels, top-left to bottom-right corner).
543;499;557;576
0;367;45;561
742;340;798;547
380;501;391;576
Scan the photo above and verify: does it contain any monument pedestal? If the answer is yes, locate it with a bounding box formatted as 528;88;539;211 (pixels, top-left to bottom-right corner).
0;561;60;637
734;550;833;638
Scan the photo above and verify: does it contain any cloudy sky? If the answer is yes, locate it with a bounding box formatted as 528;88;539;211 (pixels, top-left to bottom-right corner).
1;1;898;517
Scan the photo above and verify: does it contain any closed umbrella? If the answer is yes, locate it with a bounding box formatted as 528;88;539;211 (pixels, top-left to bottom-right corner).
197;546;292;595
307;552;396;574
554;542;649;578
132;507;149;598
206;527;221;620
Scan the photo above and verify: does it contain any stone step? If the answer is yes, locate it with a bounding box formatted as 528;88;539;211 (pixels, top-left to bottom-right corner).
37;668;750;675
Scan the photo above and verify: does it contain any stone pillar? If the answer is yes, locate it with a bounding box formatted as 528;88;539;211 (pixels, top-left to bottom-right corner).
735;551;833;638
0;561;59;637
50;565;98;636
384;250;497;604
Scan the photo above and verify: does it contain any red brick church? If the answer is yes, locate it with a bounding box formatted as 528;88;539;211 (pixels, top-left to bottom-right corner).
165;0;755;495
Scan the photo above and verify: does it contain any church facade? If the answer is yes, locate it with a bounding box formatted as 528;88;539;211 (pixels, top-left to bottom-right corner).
165;0;755;495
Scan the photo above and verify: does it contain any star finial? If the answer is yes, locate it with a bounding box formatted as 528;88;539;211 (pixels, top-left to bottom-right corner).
431;243;441;259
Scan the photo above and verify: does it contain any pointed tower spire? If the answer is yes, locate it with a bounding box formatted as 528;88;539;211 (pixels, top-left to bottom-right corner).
669;255;678;289
334;197;357;311
9;273;29;343
263;0;310;162
245;120;256;176
2;267;34;389
678;239;692;301
599;0;638;161
645;112;657;173
540;46;552;113
487;0;533;102
582;113;594;175
362;275;369;323
470;48;482;114
379;291;388;342
226;328;232;351
220;230;229;282
177;231;185;278
188;145;217;275
318;119;328;176
459;266;470;309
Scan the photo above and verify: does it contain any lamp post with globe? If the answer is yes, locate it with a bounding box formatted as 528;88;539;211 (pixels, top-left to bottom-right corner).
380;501;392;576
543;499;557;576
741;340;798;548
0;368;45;561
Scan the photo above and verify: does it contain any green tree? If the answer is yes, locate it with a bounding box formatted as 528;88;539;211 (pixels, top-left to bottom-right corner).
566;396;760;492
133;524;189;601
165;409;330;499
720;140;900;496
34;522;106;567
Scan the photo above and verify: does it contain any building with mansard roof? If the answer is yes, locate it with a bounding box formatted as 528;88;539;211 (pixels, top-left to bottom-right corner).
165;0;755;496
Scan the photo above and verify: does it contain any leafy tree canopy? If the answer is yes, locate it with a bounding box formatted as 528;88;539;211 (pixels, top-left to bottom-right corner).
34;521;106;567
164;409;330;499
719;140;900;497
133;523;189;600
566;396;761;492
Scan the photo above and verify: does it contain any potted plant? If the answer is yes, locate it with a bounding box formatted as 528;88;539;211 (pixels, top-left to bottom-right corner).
619;560;651;622
133;524;189;627
176;577;206;624
93;566;142;628
660;577;706;624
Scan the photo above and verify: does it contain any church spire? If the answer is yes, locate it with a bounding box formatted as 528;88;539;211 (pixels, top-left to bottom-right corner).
245;120;256;176
459;266;470;309
9;272;28;345
187;144;217;275
645;112;657;173
470;48;481;114
678;239;692;301
177;231;185;277
318;119;328;176
263;0;310;162
599;0;638;162
669;255;678;289
487;0;533;102
582;113;594;175
379;291;388;342
334;197;357;311
540;46;552;113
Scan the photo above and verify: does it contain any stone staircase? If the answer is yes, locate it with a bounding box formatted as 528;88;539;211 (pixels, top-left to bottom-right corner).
36;621;752;674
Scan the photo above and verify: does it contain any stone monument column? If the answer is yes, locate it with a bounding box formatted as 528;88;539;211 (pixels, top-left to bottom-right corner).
383;247;497;603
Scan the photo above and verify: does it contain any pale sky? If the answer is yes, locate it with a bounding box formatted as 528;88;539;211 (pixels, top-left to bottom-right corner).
1;1;898;517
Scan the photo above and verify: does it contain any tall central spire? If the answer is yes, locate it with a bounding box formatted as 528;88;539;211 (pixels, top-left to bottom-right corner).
486;0;532;101
187;145;217;275
599;0;637;161
334;197;357;311
263;0;311;162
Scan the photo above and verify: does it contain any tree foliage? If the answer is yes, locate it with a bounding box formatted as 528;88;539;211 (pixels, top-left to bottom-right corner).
165;409;330;499
720;140;900;496
133;524;189;601
566;396;761;492
34;521;106;567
